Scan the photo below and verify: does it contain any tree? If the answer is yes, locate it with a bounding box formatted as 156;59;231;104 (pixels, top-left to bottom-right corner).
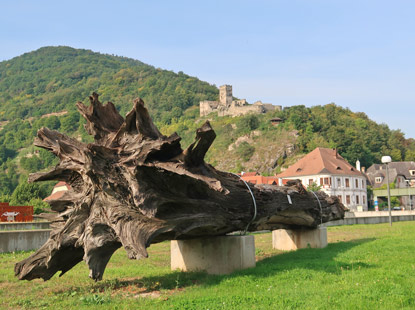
390;148;402;161
405;149;415;161
236;114;259;134
10;182;47;206
38;148;58;167
43;116;61;130
60;111;80;133
20;156;43;173
0;174;13;196
307;182;322;192
29;198;51;214
0;146;16;164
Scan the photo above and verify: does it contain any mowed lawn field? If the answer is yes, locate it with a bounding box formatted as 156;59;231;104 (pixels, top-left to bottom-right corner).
1;222;415;310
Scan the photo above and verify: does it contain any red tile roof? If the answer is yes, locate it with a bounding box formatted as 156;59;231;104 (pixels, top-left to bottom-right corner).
43;182;71;201
44;190;67;201
276;148;363;178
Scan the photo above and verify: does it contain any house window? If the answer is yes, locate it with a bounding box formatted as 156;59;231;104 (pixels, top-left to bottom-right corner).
320;177;331;186
337;195;342;203
308;179;313;186
356;195;360;204
345;178;350;188
346;195;351;204
337;178;341;187
363;195;366;204
410;170;415;176
355;179;359;188
375;177;382;183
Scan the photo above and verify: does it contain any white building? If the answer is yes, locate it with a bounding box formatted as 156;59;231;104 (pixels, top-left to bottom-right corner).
276;148;367;211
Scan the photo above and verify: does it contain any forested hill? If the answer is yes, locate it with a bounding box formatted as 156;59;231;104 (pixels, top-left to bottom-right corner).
0;46;218;123
0;46;414;212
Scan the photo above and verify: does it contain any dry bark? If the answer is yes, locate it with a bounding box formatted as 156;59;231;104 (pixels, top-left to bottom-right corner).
15;93;345;282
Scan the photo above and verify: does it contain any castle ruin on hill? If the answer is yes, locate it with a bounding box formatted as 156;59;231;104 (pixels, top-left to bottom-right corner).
200;85;282;117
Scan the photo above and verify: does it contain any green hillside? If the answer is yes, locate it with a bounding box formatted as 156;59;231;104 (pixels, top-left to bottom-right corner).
162;103;415;175
0;46;218;123
0;46;414;211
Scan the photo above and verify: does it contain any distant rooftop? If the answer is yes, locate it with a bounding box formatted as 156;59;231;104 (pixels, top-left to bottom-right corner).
276;148;363;178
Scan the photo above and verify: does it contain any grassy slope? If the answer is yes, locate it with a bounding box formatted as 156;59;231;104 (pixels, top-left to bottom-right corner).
159;110;300;174
1;222;415;309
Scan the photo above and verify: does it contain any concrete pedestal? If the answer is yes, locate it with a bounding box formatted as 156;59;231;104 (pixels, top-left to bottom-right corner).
171;235;255;274
272;227;327;251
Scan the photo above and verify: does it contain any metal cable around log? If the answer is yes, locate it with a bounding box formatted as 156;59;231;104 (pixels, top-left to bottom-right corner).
232;173;258;235
310;190;323;224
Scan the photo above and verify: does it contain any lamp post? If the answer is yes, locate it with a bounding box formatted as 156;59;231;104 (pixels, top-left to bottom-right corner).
381;156;392;226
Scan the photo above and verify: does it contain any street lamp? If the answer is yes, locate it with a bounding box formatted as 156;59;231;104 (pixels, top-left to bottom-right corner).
381;156;392;226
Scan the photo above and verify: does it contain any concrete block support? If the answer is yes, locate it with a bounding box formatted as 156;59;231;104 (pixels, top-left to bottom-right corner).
272;227;327;251
171;235;255;274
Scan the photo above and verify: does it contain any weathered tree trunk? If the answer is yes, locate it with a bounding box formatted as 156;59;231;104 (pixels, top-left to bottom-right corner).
15;93;345;282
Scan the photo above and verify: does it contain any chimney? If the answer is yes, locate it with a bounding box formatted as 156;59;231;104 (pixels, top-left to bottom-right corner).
362;167;366;173
333;148;338;158
356;160;361;172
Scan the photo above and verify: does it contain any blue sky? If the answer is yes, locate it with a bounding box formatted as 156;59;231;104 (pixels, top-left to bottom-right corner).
1;0;414;138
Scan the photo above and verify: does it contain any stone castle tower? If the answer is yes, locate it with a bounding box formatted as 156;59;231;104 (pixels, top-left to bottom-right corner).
219;85;233;106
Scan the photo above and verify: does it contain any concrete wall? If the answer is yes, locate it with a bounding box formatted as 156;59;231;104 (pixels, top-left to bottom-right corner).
345;210;415;218
0;229;50;253
323;214;415;227
0;222;50;231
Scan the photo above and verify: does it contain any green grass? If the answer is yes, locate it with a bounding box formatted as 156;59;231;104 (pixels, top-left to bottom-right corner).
1;222;415;309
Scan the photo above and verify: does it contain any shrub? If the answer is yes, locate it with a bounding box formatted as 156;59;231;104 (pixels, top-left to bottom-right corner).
236;142;255;162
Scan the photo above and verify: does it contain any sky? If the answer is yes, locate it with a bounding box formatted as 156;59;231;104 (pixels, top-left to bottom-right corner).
1;0;414;138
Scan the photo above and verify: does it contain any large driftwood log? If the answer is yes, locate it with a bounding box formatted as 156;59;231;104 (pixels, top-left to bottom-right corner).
15;93;345;282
